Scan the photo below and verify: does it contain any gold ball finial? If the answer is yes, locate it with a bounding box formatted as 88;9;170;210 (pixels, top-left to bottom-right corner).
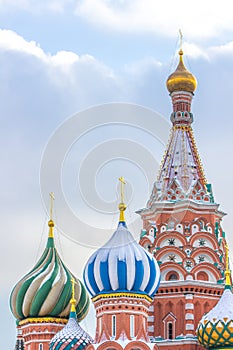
118;202;126;212
48;219;54;228
48;192;55;238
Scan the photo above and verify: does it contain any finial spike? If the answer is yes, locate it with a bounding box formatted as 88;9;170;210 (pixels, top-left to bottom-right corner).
49;192;55;220
179;29;183;51
119;176;126;203
225;243;231;289
118;177;127;225
70;277;76;313
48;192;55;239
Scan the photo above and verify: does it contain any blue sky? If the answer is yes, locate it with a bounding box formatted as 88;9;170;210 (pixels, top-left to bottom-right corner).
2;0;233;348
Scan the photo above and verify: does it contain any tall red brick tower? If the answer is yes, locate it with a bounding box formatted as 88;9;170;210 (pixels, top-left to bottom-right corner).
138;48;228;350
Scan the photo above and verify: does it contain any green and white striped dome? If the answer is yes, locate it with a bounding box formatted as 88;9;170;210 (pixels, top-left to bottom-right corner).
10;220;89;322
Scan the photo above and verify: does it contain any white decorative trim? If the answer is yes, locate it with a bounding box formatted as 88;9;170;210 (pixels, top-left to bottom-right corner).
185;303;194;310
97;309;148;317
185;313;194;320
186;324;194;330
185;294;193;300
130;315;135;338
24;340;50;344
148;326;154;332
159;280;223;288
148;316;154;322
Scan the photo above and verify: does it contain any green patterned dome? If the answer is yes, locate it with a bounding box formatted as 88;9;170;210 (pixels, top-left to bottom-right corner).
10;220;89;322
197;261;233;349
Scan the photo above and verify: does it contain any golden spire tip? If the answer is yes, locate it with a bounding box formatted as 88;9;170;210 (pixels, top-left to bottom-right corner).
225;243;231;288
179;29;183;49
70;277;76;313
118;176;126;223
178;29;183;56
48;192;55;238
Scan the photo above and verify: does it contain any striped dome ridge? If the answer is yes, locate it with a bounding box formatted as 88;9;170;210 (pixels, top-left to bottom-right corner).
49;307;93;350
10;229;89;322
83;222;161;298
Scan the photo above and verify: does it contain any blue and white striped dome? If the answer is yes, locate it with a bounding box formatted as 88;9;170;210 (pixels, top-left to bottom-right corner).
83;222;160;298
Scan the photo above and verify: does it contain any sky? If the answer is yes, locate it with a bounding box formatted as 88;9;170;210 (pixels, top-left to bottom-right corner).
2;0;233;348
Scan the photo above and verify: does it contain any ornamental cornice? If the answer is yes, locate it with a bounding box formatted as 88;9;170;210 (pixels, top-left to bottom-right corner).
159;279;224;289
19;317;67;326
137;199;223;214
92;292;153;303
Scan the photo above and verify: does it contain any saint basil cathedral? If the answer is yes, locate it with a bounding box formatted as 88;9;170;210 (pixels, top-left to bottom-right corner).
10;48;233;350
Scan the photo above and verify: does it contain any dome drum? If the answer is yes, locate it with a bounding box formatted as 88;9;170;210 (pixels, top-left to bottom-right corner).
170;111;193;125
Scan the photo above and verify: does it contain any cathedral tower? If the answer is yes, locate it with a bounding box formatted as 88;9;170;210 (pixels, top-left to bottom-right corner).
138;47;228;349
83;178;161;350
10;194;90;350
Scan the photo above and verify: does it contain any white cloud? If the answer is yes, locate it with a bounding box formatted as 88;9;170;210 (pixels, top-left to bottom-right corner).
209;40;233;56
181;41;233;62
0;28;115;85
0;29;83;65
0;0;73;13
1;0;233;41
1;0;233;40
75;0;233;39
0;28;46;59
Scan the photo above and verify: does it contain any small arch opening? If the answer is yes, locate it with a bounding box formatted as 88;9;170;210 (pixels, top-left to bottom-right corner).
168;322;173;340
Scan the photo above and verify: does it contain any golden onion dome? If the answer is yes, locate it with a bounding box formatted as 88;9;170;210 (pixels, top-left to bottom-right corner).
166;49;197;94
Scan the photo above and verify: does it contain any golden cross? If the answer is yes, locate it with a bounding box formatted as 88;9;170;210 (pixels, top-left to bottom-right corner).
119;176;126;203
71;277;75;300
179;29;183;50
49;192;55;220
226;243;229;271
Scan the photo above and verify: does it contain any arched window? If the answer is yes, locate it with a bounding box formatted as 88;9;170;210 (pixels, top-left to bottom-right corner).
192;224;199;234
130;315;135;338
99;317;102;334
168;322;173;339
39;344;43;350
166;271;179;281
163;312;176;340
112;315;116;337
197;271;208;281
161;225;166;233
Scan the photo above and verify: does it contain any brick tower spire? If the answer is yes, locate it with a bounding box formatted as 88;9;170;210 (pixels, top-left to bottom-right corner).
138;47;228;350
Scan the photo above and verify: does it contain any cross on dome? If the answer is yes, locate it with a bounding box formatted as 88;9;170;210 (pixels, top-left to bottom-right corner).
118;176;127;226
48;192;55;238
